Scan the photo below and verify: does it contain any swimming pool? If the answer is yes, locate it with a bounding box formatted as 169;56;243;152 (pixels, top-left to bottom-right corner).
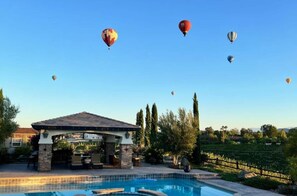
0;178;234;196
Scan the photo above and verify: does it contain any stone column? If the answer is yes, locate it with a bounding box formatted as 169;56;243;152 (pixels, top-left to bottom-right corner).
38;144;52;171
118;131;133;169
38;129;53;172
119;144;133;169
105;135;116;164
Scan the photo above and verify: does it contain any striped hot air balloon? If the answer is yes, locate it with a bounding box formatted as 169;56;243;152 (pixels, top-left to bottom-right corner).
227;55;235;63
102;28;118;49
179;20;191;36
227;31;237;43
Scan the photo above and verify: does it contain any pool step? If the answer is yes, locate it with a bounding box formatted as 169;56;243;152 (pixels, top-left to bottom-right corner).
92;188;124;195
138;189;167;196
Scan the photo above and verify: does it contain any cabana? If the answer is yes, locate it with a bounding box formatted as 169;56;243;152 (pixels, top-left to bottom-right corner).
31;112;140;171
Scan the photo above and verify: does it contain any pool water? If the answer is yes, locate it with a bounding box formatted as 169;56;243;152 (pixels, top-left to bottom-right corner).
0;178;234;196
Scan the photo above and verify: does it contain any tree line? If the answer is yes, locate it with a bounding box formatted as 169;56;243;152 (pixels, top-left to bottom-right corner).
133;103;159;148
201;124;291;144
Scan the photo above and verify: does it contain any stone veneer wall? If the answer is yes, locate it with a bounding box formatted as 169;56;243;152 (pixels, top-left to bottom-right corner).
38;144;52;172
119;144;133;169
105;142;115;164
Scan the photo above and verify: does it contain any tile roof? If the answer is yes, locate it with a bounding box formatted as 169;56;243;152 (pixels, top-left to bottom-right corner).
31;112;140;132
15;128;39;134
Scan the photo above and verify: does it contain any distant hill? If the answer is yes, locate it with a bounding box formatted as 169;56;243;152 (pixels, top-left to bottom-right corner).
250;128;260;132
278;128;295;132
250;127;296;132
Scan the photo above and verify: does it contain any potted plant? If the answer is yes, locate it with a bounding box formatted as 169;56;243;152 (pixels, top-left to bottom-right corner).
184;163;191;172
181;157;191;173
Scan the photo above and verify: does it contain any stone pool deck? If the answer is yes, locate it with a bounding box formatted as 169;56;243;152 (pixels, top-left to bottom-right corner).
0;163;283;196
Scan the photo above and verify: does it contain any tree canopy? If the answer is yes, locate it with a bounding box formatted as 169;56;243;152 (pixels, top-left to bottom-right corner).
278;129;287;142
158;108;197;165
0;89;19;144
285;128;297;182
288;128;297;137
261;124;278;138
285;130;297;158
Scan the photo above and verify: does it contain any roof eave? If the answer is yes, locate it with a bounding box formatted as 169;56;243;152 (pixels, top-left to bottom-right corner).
31;124;140;132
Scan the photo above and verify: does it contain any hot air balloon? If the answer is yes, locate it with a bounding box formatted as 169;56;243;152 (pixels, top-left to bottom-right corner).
286;78;291;84
171;91;175;96
179;20;191;36
52;75;56;81
101;28;118;49
227;55;234;63
227;31;237;43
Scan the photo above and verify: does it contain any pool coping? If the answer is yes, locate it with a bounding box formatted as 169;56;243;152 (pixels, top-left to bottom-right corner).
0;173;237;195
0;172;221;186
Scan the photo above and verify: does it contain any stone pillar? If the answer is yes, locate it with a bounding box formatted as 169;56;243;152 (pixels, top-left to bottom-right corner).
38;129;53;172
38;144;52;171
119;144;133;169
105;135;116;164
118;131;133;169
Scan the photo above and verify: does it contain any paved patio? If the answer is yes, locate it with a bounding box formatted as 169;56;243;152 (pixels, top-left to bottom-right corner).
0;163;283;195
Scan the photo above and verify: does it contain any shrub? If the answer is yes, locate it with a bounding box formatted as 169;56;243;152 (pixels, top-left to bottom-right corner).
201;154;209;163
221;173;239;182
277;185;297;195
0;148;9;164
144;147;163;164
288;156;297;183
242;176;283;190
13;145;31;160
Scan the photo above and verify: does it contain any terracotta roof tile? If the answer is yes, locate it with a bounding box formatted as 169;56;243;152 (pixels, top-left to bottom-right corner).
15;128;39;134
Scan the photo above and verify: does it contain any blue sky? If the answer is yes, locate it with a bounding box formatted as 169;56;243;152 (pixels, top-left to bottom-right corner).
1;0;297;130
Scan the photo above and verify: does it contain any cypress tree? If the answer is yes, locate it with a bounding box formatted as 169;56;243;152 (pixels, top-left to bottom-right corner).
0;89;3;121
145;104;151;147
193;93;199;129
139;109;145;147
134;111;140;144
192;93;201;164
150;103;158;146
0;89;3;133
